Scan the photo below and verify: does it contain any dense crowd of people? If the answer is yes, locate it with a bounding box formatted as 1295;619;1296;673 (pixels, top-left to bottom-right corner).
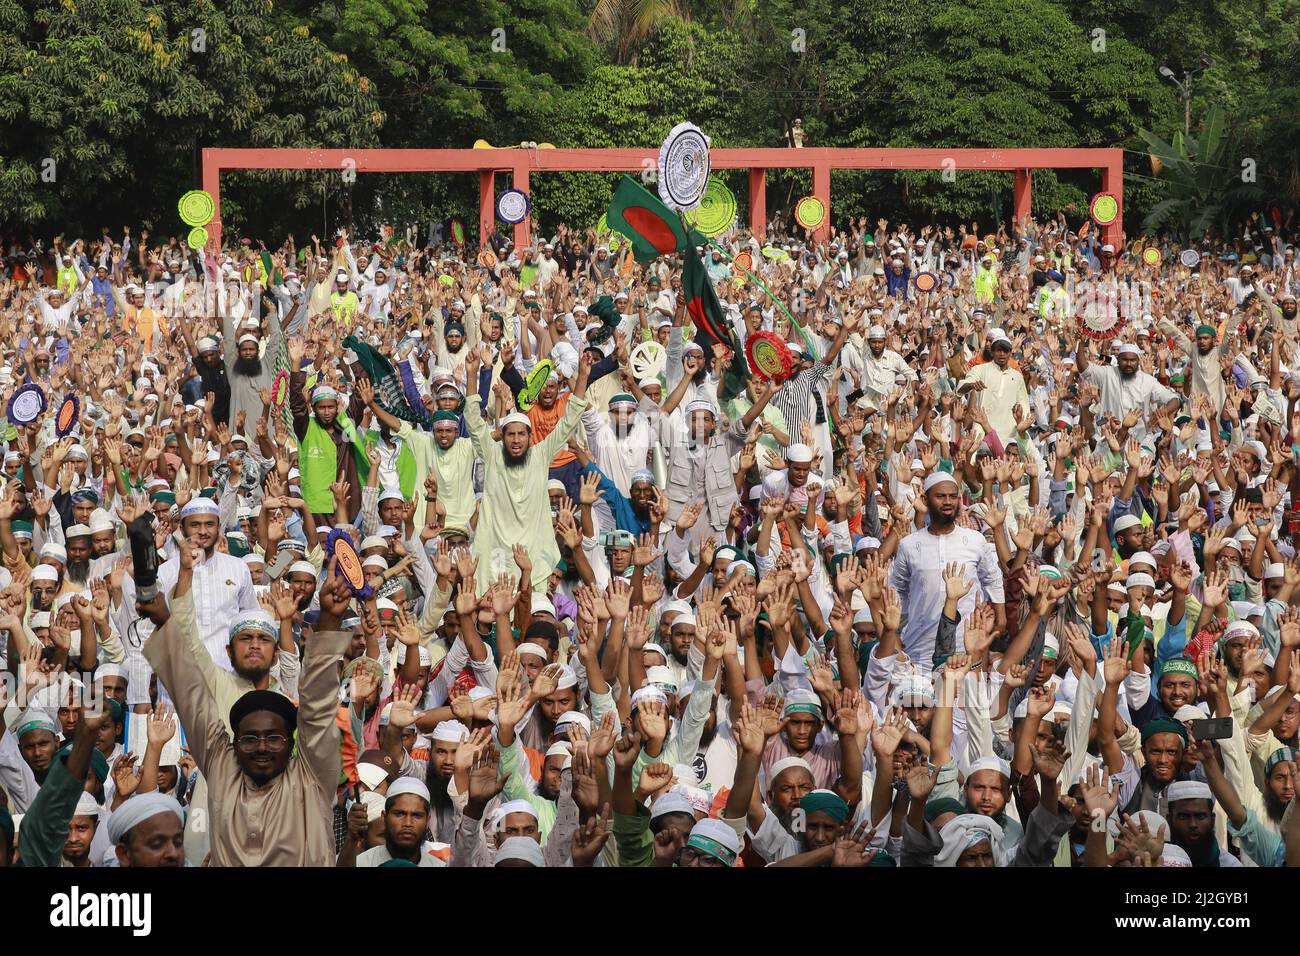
0;206;1299;869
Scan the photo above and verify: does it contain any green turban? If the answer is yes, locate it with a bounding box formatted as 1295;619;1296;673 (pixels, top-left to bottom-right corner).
800;790;849;823
1140;716;1189;745
924;797;966;823
57;743;110;782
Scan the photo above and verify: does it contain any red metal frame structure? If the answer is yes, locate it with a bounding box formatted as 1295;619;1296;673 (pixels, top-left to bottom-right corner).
202;147;1123;250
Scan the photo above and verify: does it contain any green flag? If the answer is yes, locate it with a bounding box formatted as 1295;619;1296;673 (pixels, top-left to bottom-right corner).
682;233;749;401
606;175;690;263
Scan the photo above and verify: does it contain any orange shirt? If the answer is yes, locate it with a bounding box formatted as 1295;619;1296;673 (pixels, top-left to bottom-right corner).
527;393;575;467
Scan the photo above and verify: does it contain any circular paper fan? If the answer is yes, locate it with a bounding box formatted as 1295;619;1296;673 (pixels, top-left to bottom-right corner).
794;197;825;229
178;190;215;226
1089;192;1119;226
745;331;795;382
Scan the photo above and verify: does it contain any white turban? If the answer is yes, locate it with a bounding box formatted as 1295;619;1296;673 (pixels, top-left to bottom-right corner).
105;793;185;845
935;813;1006;867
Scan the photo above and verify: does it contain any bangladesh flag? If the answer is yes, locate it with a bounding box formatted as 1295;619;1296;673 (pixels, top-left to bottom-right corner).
682;233;749;400
606;175;690;263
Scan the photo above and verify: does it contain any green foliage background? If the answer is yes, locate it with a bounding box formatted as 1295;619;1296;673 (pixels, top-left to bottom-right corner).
1;0;1296;241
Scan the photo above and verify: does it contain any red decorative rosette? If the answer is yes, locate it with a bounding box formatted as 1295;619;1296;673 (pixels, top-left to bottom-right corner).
745;330;795;382
271;370;290;409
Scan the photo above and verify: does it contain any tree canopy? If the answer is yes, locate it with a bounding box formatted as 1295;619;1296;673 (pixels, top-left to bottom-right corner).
1;0;1297;239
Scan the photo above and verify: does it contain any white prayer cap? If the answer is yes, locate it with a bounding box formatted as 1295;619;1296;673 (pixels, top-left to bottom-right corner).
530;594;556;617
431;720;470;743
73;792;101;819
1223;620;1260;642
516;643;549;660
180;498;220;519
554;711;591;734
685;399;716;417
360;536;387;551
287;561;318;580
1113;514;1142;534
378;488;405;503
922;471;958;493
385;777;432;805
237;334;259;346
890;674;936;706
785;443;814;463
1116;343;1141;356
630;686;669;709
1126;572;1155;590
646;666;679;692
1166;780;1214;803
686;818;741;866
39;543;66;563
467;685;494;701
1128;551;1156;569
553;664;578;690
546;479;567;493
363;555;388;570
1161;844;1193;867
496;799;538;822
1172;704;1205;723
650;791;695;820
500;411;532;432
670;611;696;630
31;563;59;582
867;325;887;340
544;742;572;763
95;663;127;681
105;793;185;845
986;328;1011;345
967;755;1011;780
495;836;545;867
643;641;668;660
1265;562;1286;580
769;756;814;782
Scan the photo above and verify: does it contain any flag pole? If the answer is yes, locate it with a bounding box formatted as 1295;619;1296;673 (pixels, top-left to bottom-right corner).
699;235;818;360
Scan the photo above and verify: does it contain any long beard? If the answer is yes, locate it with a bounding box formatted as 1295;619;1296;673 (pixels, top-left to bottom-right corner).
503;447;529;468
234;355;263;377
66;558;90;585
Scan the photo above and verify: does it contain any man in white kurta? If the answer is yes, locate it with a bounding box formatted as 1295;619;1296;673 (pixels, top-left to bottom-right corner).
464;350;590;594
958;331;1029;445
582;392;654;497
890;472;1005;666
858;325;915;408
1078;341;1181;442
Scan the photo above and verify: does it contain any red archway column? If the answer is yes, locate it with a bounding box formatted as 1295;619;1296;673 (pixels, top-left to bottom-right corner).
202;154;223;251
479;171;496;249
512;163;531;251
812;162;831;243
1100;159;1123;247
1013;169;1033;228
748;168;766;239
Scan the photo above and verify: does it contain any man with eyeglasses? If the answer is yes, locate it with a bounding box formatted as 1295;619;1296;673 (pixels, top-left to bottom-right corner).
141;546;354;866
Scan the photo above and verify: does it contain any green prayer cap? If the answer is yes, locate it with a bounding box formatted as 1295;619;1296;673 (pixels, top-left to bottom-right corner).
1196;324;1217;337
378;858;418;867
58;742;110;782
800;789;849;823
432;410;459;425
11;519;32;539
1265;746;1297;777
1140;716;1189;745
609;393;637;408
868;850;897;867
1158;658;1199;681
199;487;217;500
150;490;176;505
924;797;966;823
